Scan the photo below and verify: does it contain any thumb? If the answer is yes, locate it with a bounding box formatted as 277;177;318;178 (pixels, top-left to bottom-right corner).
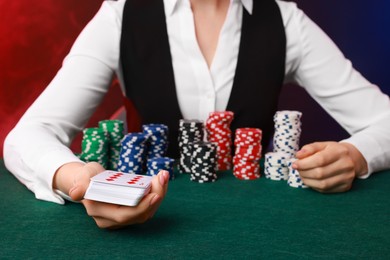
68;170;91;201
69;183;87;201
69;162;104;201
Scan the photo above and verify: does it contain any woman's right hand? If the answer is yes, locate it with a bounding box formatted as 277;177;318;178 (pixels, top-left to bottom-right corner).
54;162;169;229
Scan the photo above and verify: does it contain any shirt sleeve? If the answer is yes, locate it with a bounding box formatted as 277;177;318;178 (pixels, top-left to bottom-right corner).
3;0;124;203
277;1;390;177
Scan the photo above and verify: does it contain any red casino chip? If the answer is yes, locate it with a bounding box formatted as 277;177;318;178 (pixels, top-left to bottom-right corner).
205;111;234;171
232;127;262;180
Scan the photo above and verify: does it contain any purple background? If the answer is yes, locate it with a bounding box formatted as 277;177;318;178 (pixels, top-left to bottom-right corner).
279;0;390;146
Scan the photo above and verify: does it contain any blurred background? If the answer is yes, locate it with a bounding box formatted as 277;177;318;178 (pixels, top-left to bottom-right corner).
0;0;389;157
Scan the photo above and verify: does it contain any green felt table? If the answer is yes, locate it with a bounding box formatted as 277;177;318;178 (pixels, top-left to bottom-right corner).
0;159;389;259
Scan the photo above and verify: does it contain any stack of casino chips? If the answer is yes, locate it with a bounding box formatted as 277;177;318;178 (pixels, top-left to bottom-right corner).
205;111;234;171
79;127;109;169
287;158;308;188
146;157;175;180
264;153;308;188
264;152;290;181
178;119;204;173
142;124;169;159
273;110;302;157
117;132;148;174
98;120;124;170
232;128;262;180
190;141;218;183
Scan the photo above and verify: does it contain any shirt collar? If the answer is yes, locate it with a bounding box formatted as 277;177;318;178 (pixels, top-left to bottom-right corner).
165;0;253;16
241;0;253;14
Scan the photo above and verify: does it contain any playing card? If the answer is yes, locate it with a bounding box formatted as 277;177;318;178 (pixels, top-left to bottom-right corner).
84;170;153;206
91;170;152;189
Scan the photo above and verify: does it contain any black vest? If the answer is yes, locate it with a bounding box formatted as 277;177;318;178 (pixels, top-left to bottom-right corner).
120;0;286;157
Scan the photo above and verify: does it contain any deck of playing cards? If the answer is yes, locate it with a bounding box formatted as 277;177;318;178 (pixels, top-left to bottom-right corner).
84;170;153;206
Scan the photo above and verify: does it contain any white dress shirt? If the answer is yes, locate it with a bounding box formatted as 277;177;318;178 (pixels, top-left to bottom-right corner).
4;0;390;204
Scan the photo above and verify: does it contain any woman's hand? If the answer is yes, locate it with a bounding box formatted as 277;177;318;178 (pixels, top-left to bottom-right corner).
54;162;169;229
292;142;368;193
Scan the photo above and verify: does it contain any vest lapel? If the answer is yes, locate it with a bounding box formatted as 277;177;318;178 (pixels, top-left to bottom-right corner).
227;0;286;149
121;0;183;156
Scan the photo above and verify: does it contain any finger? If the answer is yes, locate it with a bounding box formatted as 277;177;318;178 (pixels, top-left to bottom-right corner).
160;170;170;194
120;192;161;224
144;170;169;219
83;192;161;226
295;142;328;159
92;216;123;229
126;171;168;221
150;170;169;197
298;156;354;180
319;182;353;193
69;172;92;201
69;186;85;201
134;192;163;223
82;199;121;219
69;162;105;201
301;170;355;193
147;194;164;219
92;216;138;229
81;170;168;228
84;162;106;175
294;146;343;171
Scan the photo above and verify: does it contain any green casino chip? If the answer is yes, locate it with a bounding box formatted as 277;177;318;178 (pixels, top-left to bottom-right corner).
79;127;109;169
98;120;124;170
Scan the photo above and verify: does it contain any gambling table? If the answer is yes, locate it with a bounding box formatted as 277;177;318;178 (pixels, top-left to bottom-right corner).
0;159;389;259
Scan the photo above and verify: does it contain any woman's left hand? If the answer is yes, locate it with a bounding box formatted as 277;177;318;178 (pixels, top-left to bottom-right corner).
292;141;368;193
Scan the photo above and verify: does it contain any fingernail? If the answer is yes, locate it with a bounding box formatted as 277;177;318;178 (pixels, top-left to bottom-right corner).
150;194;160;206
292;163;298;169
159;171;167;185
163;170;169;182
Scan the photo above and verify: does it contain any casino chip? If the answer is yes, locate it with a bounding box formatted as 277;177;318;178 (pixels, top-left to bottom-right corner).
264;110;308;189
232;128;262;180
98;120;124;170
287;158;308;188
189;141;218;183
142;124;169;160
147;157;175;180
264;152;289;181
81;120;173;177
273;110;302;158
205;111;234;171
178;119;204;173
79;127;109;169
117;132;149;174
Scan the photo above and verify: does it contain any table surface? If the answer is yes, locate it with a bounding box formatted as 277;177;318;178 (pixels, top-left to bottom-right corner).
0;159;389;259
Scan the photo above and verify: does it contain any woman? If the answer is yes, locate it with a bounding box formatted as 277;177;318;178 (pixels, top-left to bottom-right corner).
4;0;390;228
